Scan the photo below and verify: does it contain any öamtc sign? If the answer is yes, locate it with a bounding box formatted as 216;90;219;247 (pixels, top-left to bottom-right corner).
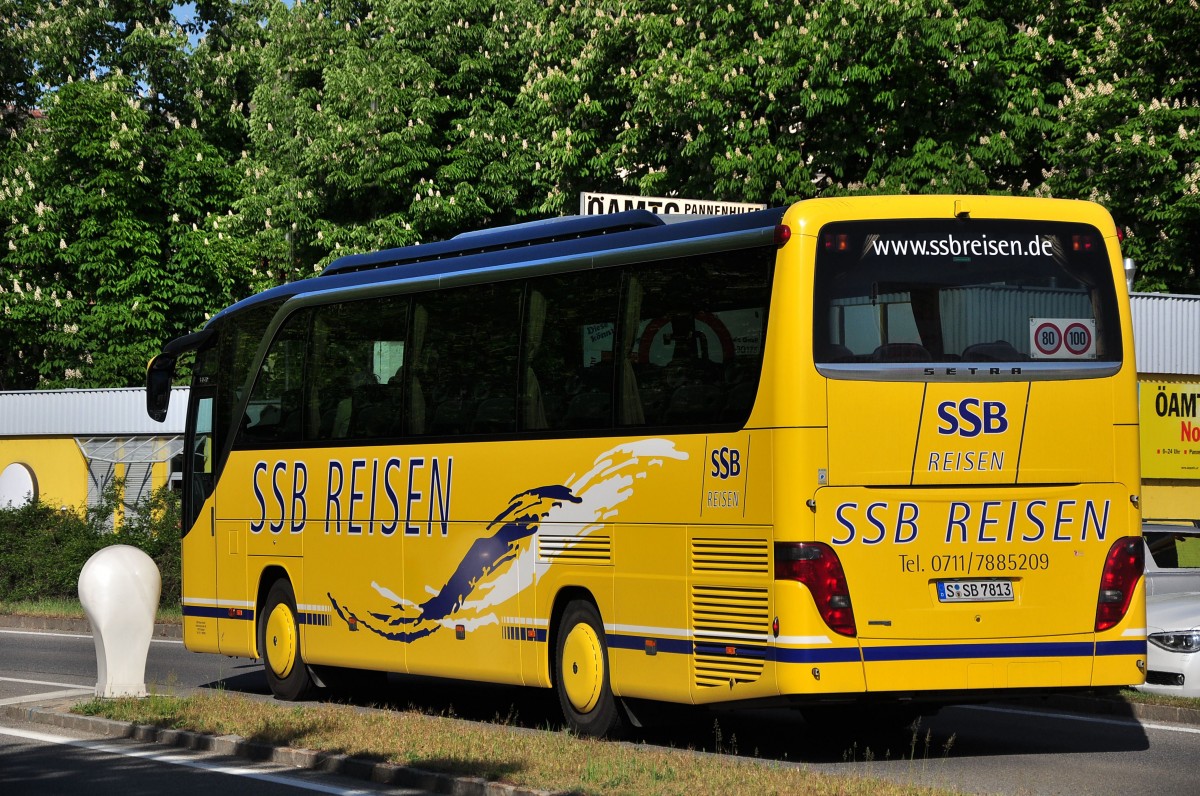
1140;381;1200;479
579;192;766;217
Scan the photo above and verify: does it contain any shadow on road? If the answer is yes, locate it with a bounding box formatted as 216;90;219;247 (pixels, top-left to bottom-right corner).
196;665;1151;764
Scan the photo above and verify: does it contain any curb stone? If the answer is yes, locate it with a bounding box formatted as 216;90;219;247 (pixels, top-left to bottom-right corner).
0;613;182;639
1;700;552;796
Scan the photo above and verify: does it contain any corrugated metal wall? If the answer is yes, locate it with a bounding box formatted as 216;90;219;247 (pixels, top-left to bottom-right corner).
1131;293;1200;376
0;387;188;436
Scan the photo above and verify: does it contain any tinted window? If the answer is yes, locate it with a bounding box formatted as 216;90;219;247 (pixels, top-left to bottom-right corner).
522;270;621;431
216;301;282;453
813;220;1121;367
309;296;409;441
238;309;310;445
621;249;773;427
411;283;522;436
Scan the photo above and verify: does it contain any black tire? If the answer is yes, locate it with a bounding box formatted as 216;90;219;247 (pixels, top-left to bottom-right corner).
258;579;313;701
554;600;621;738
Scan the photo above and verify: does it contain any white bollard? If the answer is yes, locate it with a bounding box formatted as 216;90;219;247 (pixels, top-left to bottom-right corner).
78;545;161;698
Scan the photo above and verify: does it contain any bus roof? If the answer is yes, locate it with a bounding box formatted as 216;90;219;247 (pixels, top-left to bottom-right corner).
210;207;786;325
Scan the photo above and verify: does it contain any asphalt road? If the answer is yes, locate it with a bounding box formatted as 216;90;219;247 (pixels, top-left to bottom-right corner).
0;717;432;796
2;625;1198;795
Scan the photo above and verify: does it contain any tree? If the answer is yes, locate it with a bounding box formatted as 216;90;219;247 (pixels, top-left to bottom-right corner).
1044;0;1200;293
235;0;540;288
0;1;264;388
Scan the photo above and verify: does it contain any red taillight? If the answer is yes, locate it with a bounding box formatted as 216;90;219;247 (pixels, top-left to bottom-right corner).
1072;234;1096;252
775;224;792;247
776;542;856;636
1095;537;1144;632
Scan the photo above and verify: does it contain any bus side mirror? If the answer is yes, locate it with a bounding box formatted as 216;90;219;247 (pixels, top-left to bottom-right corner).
146;354;175;422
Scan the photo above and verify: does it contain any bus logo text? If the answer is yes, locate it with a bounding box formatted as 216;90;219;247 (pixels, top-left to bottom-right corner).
936;399;1009;437
832;499;1110;545
709;447;742;479
250;456;453;537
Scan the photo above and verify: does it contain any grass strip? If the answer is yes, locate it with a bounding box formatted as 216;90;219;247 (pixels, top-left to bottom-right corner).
0;598;181;623
75;692;961;796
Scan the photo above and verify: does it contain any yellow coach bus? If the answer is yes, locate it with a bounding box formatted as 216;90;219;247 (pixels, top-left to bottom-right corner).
147;195;1145;736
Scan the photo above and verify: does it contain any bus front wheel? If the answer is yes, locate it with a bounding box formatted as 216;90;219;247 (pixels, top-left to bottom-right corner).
555;600;621;738
259;579;313;701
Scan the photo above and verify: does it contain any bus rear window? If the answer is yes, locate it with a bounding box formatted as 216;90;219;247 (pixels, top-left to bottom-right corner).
812;219;1122;372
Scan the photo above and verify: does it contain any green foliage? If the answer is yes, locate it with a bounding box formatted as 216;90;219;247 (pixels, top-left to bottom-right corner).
0;501;103;601
0;1;261;389
235;0;541;286
0;485;182;607
1;0;1199;388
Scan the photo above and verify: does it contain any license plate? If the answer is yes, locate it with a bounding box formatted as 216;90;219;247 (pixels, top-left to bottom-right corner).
937;580;1014;603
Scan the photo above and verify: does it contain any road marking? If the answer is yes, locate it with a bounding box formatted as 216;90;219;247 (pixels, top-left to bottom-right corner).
965;703;1200;735
0;627;183;644
0;725;394;794
0;676;88;689
0;688;93;706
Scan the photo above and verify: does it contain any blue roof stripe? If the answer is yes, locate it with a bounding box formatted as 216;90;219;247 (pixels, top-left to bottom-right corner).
210;207;786;323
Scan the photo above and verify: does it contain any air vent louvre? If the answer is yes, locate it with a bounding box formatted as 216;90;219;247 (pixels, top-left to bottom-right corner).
690;537;769;574
690;584;769;687
538;534;612;563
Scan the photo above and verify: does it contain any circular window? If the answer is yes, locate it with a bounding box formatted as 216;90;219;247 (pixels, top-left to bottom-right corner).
0;462;38;507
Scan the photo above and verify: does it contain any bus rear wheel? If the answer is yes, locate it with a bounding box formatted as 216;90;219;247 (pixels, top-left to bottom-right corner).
555;600;621;738
259;579;313;701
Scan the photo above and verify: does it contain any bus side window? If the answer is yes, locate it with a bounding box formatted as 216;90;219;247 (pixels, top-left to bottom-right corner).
620;249;771;428
522;269;621;432
309;297;408;442
412;282;521;437
237;310;310;445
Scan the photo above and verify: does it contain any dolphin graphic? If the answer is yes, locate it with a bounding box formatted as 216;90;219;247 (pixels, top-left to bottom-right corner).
329;484;580;642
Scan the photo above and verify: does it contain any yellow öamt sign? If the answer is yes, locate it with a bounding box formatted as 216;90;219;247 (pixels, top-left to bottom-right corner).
1141;381;1200;478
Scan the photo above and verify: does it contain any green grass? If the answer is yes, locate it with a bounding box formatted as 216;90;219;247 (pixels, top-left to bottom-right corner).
75;692;962;796
1119;687;1200;710
0;597;181;623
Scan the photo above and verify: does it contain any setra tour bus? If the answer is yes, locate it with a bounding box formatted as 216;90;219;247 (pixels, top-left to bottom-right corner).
146;195;1145;736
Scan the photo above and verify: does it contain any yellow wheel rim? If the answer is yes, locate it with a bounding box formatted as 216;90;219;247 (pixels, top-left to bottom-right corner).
265;602;296;679
562;622;603;714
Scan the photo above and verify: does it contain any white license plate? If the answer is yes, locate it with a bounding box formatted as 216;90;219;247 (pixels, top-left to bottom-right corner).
937;580;1014;602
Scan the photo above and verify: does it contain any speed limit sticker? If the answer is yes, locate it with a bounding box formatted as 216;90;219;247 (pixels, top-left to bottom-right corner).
1030;318;1096;359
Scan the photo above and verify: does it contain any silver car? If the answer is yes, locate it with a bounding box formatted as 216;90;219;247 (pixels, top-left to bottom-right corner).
1138;524;1200;698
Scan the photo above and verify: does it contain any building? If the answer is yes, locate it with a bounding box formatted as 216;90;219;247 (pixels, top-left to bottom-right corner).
0;388;188;522
1131;292;1200;522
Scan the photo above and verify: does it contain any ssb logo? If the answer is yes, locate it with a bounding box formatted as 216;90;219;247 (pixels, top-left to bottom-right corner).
936;399;1008;438
709;447;742;479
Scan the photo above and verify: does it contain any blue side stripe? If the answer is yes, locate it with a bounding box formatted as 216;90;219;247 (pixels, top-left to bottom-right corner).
182;605;255;622
774;646;864;664
603;634;1144;664
606;634;691;655
863;641;1095;661
1097;639;1146;656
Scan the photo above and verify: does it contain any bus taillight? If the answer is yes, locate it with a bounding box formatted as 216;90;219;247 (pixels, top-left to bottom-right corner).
821;232;849;252
775;542;857;637
1095;537;1144;632
1072;234;1096;252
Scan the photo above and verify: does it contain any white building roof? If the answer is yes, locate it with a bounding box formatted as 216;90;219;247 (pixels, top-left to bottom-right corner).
1131;293;1200;377
0;387;188;437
